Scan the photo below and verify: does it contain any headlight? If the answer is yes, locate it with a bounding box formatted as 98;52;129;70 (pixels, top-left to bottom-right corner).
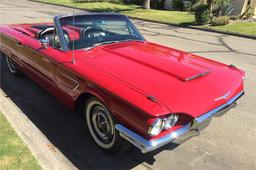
163;114;179;130
148;119;164;137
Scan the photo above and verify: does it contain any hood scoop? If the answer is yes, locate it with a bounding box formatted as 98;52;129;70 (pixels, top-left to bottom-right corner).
184;71;210;82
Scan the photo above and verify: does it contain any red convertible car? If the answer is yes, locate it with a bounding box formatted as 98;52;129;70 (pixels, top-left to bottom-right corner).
0;13;245;154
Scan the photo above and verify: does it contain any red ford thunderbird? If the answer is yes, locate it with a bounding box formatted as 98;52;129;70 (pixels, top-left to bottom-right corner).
0;13;245;154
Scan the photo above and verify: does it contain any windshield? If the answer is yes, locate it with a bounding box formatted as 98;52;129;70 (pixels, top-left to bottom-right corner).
58;14;144;50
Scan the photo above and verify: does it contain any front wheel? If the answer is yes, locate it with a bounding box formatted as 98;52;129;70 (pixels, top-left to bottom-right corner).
84;97;129;154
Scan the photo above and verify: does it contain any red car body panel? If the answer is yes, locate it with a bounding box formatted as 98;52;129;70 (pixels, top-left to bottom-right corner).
78;41;244;118
0;21;245;140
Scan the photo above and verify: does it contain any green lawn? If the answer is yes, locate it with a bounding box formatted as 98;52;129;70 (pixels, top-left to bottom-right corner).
35;0;195;25
207;22;256;36
32;0;256;36
0;112;41;170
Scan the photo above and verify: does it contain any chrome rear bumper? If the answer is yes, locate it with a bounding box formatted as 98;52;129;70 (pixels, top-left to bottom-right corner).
115;91;244;153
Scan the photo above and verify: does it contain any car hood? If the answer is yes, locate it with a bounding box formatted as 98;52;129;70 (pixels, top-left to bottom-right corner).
80;41;244;118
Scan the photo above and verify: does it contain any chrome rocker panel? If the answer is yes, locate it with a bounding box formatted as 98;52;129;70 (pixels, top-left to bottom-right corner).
115;91;244;153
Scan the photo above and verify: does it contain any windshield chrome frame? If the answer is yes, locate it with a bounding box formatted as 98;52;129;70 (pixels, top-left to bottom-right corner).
53;13;145;52
54;15;69;51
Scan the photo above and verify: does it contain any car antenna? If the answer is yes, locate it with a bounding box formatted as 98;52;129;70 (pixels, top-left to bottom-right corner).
71;7;76;64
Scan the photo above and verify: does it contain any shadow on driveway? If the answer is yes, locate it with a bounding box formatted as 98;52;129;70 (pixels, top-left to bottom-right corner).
0;57;178;170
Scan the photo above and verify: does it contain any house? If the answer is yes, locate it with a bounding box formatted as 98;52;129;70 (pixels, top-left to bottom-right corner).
164;0;256;18
232;0;256;17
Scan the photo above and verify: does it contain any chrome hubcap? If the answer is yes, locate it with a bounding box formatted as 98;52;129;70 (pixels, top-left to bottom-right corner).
86;100;115;149
91;106;114;143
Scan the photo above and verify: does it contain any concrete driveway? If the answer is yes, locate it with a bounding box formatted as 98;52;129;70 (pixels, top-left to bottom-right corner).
1;0;256;169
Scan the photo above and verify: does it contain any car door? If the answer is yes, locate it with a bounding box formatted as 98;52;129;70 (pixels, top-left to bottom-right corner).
16;34;58;86
16;30;80;108
0;30;23;66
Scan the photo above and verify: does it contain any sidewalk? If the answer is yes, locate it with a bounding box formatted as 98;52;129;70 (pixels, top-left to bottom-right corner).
0;89;77;170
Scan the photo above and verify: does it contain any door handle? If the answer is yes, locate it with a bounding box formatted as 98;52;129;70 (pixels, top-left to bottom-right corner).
16;41;24;47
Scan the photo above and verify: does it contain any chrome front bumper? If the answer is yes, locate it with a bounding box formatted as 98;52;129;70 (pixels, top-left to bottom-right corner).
115;91;244;153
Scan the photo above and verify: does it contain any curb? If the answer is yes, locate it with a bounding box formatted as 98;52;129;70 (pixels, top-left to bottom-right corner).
130;16;256;40
188;26;256;40
0;89;77;170
28;0;256;40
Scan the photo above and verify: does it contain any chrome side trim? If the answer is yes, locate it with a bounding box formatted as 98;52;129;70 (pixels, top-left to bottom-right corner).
195;91;244;124
59;72;80;91
115;91;244;153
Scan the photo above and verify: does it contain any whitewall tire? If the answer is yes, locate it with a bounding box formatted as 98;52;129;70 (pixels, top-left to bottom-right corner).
5;55;20;76
84;97;129;154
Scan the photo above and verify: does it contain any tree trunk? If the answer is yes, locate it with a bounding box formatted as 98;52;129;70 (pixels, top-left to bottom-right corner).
207;0;212;6
143;0;150;10
207;0;213;12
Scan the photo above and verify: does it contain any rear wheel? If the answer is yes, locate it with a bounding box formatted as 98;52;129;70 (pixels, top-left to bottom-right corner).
5;55;21;76
84;97;129;154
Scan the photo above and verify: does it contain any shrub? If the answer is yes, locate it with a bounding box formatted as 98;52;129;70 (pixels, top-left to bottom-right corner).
150;0;165;10
195;4;210;25
172;0;185;11
124;0;165;9
212;0;234;17
190;0;205;12
124;0;143;5
229;15;239;20
73;0;123;3
211;16;230;26
183;0;193;11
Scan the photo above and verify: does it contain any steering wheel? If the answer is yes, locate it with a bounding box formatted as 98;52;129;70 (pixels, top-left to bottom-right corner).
81;26;106;40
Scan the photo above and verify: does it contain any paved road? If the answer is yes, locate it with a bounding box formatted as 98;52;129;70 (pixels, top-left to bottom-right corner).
1;0;256;170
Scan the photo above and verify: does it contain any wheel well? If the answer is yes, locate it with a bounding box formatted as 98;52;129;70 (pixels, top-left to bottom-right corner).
75;93;95;114
0;50;7;57
0;46;11;57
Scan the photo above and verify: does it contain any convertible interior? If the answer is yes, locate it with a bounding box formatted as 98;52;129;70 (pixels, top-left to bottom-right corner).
33;25;69;49
12;22;140;50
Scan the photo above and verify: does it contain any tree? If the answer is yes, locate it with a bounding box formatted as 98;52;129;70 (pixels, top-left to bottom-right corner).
207;0;213;10
207;0;213;5
143;0;150;9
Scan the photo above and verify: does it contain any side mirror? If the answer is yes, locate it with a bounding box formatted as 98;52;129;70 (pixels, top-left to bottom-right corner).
39;38;50;49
